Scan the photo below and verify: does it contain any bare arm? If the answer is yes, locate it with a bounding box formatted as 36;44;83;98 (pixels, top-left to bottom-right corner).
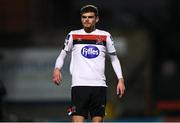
116;78;125;98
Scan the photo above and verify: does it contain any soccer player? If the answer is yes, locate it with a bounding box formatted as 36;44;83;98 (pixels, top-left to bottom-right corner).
52;5;125;122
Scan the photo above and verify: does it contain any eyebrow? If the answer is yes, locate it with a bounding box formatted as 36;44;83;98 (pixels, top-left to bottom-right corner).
82;16;95;18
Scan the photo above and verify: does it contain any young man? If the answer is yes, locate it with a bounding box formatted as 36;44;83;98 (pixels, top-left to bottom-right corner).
52;5;125;122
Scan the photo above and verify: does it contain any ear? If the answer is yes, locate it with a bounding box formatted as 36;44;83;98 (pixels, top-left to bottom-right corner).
96;16;99;23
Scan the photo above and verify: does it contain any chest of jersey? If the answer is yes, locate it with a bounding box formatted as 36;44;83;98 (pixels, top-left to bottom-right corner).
72;34;107;59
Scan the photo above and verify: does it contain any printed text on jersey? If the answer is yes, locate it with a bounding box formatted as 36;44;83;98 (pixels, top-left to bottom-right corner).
81;45;100;59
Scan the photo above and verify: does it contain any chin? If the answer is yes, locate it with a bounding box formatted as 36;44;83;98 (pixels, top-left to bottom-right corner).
83;24;91;27
84;25;92;28
84;27;91;28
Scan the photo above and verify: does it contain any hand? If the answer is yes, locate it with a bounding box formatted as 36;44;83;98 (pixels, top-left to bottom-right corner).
116;78;125;98
52;68;62;85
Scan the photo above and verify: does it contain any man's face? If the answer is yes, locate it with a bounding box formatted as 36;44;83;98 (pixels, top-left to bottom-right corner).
81;12;99;28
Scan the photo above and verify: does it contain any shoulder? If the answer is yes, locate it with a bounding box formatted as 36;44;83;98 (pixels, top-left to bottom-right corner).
69;29;84;34
95;29;111;36
65;29;83;40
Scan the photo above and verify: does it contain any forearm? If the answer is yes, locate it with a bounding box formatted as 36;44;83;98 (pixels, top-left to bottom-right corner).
109;54;123;79
55;49;67;70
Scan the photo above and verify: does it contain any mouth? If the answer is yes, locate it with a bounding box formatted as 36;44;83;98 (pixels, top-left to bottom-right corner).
84;23;90;25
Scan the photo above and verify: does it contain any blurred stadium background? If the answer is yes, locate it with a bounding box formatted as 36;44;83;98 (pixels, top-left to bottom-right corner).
0;0;180;122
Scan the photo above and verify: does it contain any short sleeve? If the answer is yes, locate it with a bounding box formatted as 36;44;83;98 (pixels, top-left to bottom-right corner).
106;34;116;53
63;32;73;52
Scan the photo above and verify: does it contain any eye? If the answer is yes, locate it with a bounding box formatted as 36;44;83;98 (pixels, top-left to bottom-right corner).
82;16;95;19
88;16;94;18
82;16;87;19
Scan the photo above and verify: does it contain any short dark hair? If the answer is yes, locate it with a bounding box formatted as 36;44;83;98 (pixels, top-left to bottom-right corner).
80;5;99;16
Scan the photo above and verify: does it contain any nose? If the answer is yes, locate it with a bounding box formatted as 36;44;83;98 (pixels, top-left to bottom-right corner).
85;18;89;22
85;17;89;20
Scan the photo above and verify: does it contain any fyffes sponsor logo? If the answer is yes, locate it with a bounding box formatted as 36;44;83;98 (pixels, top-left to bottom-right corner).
81;45;99;59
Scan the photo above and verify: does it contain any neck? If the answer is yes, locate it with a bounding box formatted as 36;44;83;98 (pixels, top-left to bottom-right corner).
84;26;96;33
